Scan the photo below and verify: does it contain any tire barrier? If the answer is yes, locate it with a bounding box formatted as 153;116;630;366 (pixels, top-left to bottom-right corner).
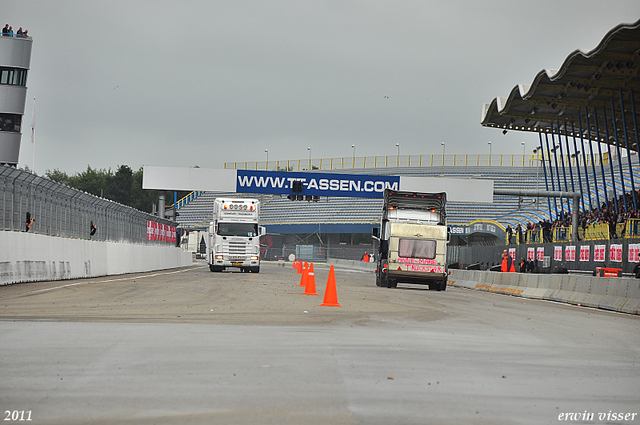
449;269;640;315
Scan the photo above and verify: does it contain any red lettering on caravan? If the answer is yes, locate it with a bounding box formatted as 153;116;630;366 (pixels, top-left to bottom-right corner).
397;257;436;265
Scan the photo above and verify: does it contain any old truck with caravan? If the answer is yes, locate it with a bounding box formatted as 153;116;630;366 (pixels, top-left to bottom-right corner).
373;189;448;290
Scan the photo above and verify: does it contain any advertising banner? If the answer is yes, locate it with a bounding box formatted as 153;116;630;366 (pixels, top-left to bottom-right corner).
565;246;576;262
609;244;622;262
147;221;176;243
527;247;535;260
143;166;494;202
594;244;606;262
236;170;400;198
554;246;562;261
579;246;590;262
629;244;640;263
536;247;544;261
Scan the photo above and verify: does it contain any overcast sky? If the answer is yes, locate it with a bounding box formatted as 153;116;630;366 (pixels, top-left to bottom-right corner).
4;1;639;174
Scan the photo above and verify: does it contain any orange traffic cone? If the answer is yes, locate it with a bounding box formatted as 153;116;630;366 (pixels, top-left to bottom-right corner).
320;265;341;307
303;263;318;295
297;260;303;274
292;260;297;270
299;262;308;287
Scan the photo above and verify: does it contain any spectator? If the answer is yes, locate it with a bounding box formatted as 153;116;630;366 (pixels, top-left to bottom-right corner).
516;223;524;243
501;250;515;273
2;24;9;36
25;212;34;232
519;257;527;273
90;221;97;237
527;258;536;273
541;219;552;242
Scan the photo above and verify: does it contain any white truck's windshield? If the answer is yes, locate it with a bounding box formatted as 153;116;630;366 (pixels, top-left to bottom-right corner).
217;223;258;237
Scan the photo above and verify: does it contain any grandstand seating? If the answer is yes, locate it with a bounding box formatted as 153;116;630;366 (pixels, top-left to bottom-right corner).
175;154;639;233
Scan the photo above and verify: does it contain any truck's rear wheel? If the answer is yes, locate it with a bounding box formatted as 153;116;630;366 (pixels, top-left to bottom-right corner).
375;269;383;287
386;278;397;288
209;265;223;272
251;266;260;273
433;278;447;291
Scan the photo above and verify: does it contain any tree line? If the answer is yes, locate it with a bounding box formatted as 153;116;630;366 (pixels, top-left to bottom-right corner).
45;165;189;214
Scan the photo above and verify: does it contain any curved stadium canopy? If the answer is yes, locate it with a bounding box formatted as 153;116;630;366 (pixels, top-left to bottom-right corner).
481;19;640;152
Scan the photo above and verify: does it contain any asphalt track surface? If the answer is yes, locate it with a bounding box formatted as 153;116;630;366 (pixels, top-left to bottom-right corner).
1;261;638;425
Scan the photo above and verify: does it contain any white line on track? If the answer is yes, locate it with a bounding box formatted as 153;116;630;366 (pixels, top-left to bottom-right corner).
0;266;207;299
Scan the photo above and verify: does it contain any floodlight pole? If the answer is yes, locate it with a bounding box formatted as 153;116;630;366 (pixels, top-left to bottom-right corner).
31;97;36;173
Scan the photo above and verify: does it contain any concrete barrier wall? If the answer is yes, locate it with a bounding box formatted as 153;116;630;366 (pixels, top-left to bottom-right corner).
0;231;192;286
327;258;376;272
449;269;640;315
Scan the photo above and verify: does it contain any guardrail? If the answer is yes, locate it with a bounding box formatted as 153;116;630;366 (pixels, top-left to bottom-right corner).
625;219;640;238
224;152;606;171
553;227;571;243
583;223;611;240
526;228;542;243
170;191;203;210
528;221;637;244
0;165;176;245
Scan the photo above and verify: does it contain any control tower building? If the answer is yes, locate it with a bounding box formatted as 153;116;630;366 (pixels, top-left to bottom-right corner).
0;32;32;166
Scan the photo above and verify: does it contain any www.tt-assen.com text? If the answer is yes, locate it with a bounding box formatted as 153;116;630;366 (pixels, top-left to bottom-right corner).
237;174;399;196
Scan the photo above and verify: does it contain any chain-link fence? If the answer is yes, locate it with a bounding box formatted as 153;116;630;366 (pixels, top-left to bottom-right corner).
0;165;177;245
261;243;376;262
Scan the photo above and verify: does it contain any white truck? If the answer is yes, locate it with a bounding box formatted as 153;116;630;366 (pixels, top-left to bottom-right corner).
206;198;265;273
373;189;449;290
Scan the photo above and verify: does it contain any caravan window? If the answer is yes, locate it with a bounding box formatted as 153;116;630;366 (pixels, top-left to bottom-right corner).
398;238;436;259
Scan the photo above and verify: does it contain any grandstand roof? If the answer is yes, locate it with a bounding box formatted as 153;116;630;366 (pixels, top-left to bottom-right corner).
481;19;640;151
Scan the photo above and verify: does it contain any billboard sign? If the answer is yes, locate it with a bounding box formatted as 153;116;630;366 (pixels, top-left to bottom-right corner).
142;166;494;202
235;170;399;198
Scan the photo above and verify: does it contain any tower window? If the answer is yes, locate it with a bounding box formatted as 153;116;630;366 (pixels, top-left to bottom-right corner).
0;68;28;86
0;113;22;132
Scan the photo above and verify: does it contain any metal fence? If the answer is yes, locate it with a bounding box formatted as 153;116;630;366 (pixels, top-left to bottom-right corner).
261;243;375;262
0;165;177;245
224;152;608;172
